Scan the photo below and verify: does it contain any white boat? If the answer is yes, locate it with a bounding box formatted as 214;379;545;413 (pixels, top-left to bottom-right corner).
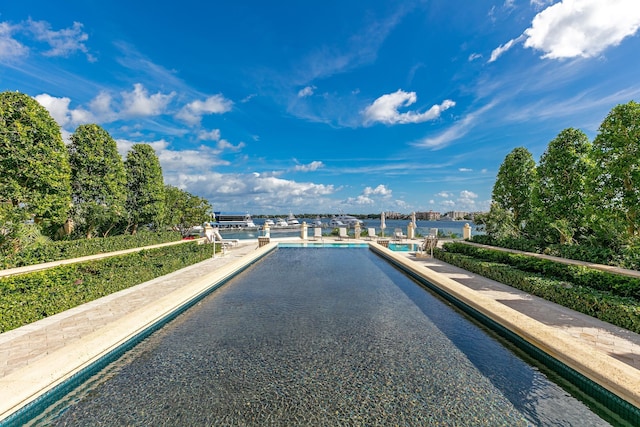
212;212;257;228
264;219;275;227
330;214;363;227
274;218;288;227
311;216;324;227
328;218;345;227
286;212;300;226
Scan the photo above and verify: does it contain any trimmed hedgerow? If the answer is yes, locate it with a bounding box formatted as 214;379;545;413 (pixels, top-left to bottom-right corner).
442;242;640;301
433;248;640;334
0;241;213;333
1;231;182;269
469;234;618;266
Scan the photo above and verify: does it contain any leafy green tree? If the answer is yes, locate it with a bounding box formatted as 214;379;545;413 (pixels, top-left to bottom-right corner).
473;203;519;239
68;124;127;238
535;128;591;244
0;91;71;227
163;185;212;236
0;203;50;258
590;101;640;240
492;147;537;233
124;144;165;234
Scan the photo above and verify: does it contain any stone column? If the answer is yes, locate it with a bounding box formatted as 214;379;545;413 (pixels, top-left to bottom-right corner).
463;223;471;240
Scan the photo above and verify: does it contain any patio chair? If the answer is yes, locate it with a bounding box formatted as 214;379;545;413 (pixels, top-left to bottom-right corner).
212;229;240;248
393;228;406;241
338;227;350;240
311;227;323;241
366;227;377;240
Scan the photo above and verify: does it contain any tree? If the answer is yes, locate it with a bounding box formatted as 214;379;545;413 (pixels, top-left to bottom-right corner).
535;128;591;244
590;101;640;240
125;144;165;234
163;185;212;236
68;124;127;238
473;203;519;239
0;91;71;227
492;147;537;232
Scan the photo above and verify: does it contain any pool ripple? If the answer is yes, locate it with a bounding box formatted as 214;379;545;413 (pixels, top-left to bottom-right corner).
42;248;610;426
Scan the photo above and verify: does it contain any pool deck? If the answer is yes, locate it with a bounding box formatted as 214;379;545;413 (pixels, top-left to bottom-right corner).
1;237;639;421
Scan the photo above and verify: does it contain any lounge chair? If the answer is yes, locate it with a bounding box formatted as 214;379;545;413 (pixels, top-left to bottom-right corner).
366;227;377;240
338;227;350;240
212;229;240;248
311;227;323;241
393;228;406;241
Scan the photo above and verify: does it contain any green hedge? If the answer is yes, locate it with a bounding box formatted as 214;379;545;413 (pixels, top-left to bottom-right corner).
469;234;617;266
0;241;213;332
433;248;640;334
1;231;183;269
442;242;640;301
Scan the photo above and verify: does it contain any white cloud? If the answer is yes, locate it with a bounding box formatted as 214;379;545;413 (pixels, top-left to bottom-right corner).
524;0;640;59
0;22;28;59
436;191;451;198
216;139;245;152
298;86;316;97
26;19;94;61
122;83;175;117
490;0;640;62
176;94;233;125
34;93;73;126
345;184;393;206
363;184;392;197
458;168;473;172
468;53;482;61
198;129;221;141
363;90;455;125
489;35;524;62
294;161;324;172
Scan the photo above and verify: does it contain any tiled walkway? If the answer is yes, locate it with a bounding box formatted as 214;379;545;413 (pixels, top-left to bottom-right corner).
1;237;639;420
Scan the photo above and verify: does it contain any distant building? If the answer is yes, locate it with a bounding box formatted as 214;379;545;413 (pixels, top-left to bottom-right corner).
441;211;468;220
384;211;402;219
415;210;441;220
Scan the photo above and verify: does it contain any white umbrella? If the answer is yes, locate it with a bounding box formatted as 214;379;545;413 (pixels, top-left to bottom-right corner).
380;211;386;237
411;211;416;228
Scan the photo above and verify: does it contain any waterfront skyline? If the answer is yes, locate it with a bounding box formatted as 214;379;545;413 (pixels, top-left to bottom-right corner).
1;1;639;214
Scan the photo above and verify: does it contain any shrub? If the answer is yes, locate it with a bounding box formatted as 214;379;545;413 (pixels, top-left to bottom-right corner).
0;231;182;269
442;242;640;301
0;241;212;332
433;248;640;334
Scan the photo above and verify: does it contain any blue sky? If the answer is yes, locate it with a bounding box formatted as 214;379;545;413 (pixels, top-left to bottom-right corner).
1;1;640;215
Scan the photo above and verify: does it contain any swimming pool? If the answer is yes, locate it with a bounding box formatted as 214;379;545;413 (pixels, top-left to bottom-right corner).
24;247;619;425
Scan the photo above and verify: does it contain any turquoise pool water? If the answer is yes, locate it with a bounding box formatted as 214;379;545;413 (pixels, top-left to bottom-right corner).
388;242;420;251
27;247;618;426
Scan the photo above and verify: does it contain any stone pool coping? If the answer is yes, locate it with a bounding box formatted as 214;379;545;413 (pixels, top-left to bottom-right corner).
0;240;278;422
1;238;639;422
369;242;640;411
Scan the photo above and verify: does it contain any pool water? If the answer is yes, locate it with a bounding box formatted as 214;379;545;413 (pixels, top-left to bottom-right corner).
36;248;612;425
388;242;420;251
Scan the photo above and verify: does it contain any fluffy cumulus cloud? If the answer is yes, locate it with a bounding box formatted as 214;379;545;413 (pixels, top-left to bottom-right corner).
36;84;235;133
490;0;640;62
347;184;393;205
176;94;233;125
0;22;28;59
294;161;324;172
172;171;336;212
122;83;175;117
363;90;455;125
524;0;640;59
